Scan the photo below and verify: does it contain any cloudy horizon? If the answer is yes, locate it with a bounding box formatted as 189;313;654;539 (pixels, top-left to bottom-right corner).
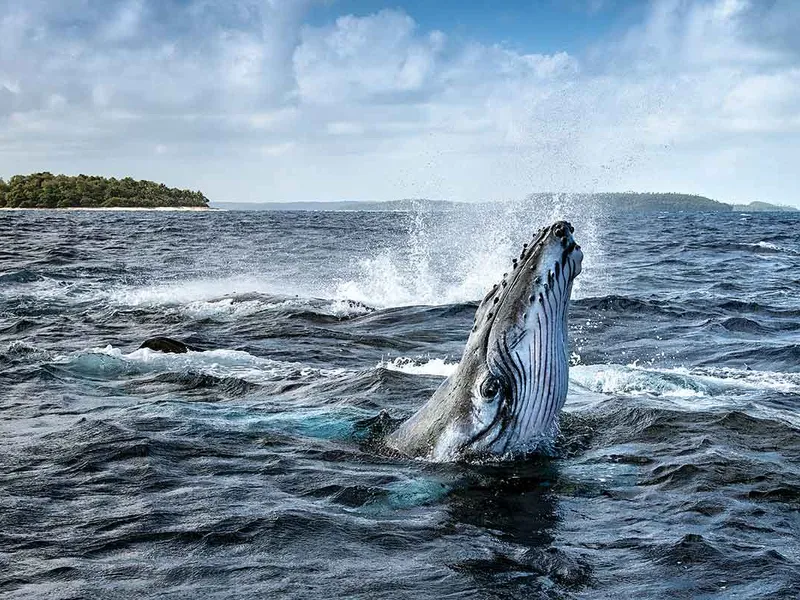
1;0;798;205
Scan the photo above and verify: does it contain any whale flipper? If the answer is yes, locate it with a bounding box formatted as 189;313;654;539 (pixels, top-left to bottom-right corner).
139;336;194;354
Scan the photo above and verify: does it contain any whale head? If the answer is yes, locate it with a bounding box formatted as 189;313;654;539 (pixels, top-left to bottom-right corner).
386;220;582;461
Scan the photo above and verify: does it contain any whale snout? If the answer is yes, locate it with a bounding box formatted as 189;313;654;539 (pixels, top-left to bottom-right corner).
553;221;570;239
545;220;583;277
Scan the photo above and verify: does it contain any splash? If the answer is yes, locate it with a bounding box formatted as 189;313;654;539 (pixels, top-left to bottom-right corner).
333;195;609;308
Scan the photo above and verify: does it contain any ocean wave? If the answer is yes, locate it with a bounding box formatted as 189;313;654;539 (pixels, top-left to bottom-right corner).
101;278;376;320
373;357;800;403
708;240;800;256
0;269;44;284
181;298;268;319
0;340;52;362
378;356;458;377
253;297;374;319
570;364;709;399
106;277;279;307
570;363;800;400
713;316;771;334
751;241;798;255
0;318;40;335
573;295;682;315
52;345;340;385
0;274;81;303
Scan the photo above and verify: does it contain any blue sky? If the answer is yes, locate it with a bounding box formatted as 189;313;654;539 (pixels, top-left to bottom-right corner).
1;0;799;205
308;1;640;55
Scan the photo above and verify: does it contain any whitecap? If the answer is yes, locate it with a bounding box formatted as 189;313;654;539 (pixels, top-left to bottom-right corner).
378;356;458;377
56;345;341;385
106;276;279;307
570;363;800;400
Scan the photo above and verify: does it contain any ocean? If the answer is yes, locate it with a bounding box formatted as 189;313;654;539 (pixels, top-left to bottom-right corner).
1;203;798;598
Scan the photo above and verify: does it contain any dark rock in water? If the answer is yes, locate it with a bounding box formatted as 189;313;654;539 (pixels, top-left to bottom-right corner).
139;337;194;354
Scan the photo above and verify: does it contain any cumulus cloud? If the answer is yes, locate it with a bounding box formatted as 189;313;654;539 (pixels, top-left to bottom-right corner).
0;0;798;204
294;10;445;104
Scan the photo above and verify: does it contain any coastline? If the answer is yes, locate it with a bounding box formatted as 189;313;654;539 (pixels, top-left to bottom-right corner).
0;206;220;212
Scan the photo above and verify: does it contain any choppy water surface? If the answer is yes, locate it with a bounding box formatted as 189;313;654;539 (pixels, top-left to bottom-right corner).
1;206;799;599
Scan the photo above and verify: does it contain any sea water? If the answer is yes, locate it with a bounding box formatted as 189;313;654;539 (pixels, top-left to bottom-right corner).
1;205;798;598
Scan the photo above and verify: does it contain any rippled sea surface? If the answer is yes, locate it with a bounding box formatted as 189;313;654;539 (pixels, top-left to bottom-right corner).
2;207;799;599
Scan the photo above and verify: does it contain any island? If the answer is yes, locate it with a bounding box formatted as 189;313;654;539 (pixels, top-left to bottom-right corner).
0;173;210;209
215;193;796;213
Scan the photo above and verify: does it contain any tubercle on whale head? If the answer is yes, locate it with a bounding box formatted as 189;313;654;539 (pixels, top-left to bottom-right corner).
385;220;583;462
469;221;581;344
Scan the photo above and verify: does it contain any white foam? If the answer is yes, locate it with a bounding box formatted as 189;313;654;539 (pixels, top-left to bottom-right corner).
182;298;265;319
742;241;798;255
107;276;278;307
379;356;458;377
755;241;782;251
666;365;800;395
570;363;800;399
571;364;707;399
326;299;374;317
62;345;339;385
0;275;82;302
103;279;373;318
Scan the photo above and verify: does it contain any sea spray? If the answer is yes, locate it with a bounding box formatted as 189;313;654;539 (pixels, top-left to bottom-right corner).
333;195;611;306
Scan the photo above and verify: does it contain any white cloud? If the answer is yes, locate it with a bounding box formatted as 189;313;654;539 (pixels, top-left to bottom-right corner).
327;121;364;135
0;0;799;205
293;10;444;104
101;0;145;42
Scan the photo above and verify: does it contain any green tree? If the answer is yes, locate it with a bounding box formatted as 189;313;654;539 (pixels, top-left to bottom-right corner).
0;173;210;208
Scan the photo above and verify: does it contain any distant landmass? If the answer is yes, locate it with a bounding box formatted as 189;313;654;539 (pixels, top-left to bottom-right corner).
2;176;794;213
215;193;796;213
0;173;209;209
730;200;797;212
213;199;456;212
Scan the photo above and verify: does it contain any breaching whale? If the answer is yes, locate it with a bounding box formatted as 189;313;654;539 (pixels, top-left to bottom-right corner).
385;221;582;461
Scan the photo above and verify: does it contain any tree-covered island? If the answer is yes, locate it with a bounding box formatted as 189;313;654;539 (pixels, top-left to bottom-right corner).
0;173;209;209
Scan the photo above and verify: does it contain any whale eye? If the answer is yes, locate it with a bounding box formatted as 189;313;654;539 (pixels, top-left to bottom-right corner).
480;376;503;401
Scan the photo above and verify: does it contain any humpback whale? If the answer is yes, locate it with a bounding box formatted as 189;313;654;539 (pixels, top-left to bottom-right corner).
386;221;582;461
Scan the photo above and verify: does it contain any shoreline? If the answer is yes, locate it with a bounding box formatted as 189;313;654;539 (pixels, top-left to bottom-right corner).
0;206;220;212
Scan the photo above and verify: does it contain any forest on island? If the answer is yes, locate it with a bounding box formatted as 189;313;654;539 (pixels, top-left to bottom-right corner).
0;173;209;208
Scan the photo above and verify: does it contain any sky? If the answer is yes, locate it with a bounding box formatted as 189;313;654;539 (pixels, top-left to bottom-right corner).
0;0;798;205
